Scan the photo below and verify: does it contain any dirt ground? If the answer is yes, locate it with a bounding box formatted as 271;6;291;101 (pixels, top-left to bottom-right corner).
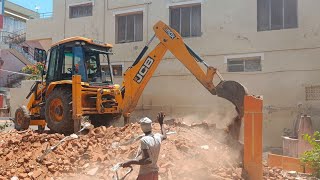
0;119;312;180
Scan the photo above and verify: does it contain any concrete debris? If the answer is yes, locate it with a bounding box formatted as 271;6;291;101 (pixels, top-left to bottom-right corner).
87;167;99;176
10;176;19;180
263;166;311;180
287;171;298;177
28;170;42;178
200;145;209;150
0;120;313;180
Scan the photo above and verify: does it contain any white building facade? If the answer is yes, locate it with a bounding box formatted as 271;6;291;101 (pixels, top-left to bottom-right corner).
25;0;320;148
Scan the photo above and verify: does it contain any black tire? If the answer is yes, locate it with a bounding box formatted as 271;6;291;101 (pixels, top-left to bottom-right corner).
14;106;30;130
45;88;74;134
89;114;121;127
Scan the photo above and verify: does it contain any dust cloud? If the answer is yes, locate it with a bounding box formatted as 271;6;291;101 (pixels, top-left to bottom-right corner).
154;112;244;180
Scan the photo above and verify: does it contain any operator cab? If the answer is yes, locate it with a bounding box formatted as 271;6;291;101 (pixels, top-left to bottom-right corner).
45;37;114;86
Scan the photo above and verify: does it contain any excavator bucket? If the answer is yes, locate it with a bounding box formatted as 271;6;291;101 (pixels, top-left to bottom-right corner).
215;80;248;140
215;80;248;118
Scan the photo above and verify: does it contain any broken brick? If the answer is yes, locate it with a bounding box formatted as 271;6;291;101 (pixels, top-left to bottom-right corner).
32;170;42;178
47;165;55;172
18;173;28;179
0;122;305;180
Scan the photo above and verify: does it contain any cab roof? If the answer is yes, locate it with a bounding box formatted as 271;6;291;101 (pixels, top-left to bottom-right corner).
52;36;113;48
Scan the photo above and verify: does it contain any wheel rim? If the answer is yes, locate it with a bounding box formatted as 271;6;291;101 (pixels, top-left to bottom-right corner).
49;98;64;122
16;110;23;126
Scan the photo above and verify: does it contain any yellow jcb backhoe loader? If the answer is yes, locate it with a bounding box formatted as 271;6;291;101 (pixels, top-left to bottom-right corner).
14;21;247;139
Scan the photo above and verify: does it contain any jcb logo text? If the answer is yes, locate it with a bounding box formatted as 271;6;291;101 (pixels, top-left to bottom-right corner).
164;28;176;39
134;57;154;84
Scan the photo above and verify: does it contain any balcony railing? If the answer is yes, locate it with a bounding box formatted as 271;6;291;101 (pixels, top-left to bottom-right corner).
39;12;53;19
29;12;53;19
0;30;26;45
0;29;46;65
0;30;44;88
9;43;37;64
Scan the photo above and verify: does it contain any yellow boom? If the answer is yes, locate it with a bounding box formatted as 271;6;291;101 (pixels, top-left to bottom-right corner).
120;21;247;122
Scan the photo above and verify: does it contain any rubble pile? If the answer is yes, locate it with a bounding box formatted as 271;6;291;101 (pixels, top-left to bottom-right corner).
0;121;311;180
263;165;312;180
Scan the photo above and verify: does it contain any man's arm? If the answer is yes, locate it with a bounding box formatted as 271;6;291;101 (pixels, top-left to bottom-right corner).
121;149;151;167
158;112;167;140
160;123;167;140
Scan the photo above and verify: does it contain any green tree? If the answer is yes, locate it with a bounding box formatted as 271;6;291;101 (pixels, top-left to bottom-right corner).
301;131;320;178
21;62;45;80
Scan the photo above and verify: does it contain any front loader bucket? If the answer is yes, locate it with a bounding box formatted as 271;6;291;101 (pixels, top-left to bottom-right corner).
215;80;248;118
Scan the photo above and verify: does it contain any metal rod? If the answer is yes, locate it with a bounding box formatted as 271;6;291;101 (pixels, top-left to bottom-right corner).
132;34;156;67
185;44;209;68
216;70;224;81
202;61;210;68
107;54;114;84
36;122;93;163
146;34;156;47
184;44;225;81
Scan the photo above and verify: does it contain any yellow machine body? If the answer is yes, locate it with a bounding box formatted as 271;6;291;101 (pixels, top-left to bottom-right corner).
16;21;247;137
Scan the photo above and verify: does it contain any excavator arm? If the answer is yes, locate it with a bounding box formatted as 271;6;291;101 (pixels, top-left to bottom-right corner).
121;21;247;123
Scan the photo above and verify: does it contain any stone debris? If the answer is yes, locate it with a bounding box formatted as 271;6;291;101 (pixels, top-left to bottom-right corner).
0;120;313;180
263;165;312;180
10;176;19;180
86;166;99;176
200;145;209;150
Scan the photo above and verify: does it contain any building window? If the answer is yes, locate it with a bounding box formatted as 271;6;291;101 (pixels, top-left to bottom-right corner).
306;86;320;101
116;13;143;44
227;56;262;72
258;0;298;31
3;16;26;33
170;4;201;37
101;64;123;77
111;64;123;77
34;48;46;62
69;3;93;19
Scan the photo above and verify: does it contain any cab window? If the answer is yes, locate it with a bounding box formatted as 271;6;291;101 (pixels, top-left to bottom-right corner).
61;47;73;79
73;46;87;82
85;53;100;82
46;47;59;82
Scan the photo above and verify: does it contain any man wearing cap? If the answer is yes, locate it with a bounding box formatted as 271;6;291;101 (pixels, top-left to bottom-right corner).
121;112;167;180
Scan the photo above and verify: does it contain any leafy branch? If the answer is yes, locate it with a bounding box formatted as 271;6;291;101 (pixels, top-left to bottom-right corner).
21;62;45;80
301;131;320;178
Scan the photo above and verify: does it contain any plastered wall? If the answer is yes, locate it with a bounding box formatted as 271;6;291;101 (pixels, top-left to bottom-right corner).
25;0;320;147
